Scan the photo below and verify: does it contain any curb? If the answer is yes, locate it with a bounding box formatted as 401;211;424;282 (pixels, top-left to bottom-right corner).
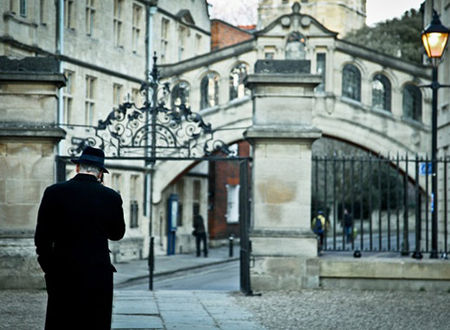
115;257;239;288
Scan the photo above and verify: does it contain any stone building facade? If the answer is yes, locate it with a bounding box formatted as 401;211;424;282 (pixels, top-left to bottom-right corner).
0;0;443;289
257;0;366;36
0;57;65;288
0;0;213;288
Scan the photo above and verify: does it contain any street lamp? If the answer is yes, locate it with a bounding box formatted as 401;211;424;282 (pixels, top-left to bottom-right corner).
421;10;449;259
422;11;449;60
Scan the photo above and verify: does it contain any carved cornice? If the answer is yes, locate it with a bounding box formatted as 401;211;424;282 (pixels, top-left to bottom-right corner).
0;122;66;140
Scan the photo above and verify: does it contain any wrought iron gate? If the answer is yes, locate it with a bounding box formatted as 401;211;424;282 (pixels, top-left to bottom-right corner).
312;154;449;257
56;55;253;292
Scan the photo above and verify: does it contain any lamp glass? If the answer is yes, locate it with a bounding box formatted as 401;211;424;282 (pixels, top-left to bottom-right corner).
422;32;449;58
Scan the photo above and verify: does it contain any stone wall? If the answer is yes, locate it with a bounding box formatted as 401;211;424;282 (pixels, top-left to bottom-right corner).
0;56;65;288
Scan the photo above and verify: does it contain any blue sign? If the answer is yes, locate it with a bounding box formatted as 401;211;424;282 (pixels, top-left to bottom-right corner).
419;162;432;175
431;193;434;213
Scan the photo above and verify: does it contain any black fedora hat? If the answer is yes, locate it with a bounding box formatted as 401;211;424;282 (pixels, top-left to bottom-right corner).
72;146;109;173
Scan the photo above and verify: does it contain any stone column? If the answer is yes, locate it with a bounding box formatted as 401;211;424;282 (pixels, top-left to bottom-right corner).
244;60;322;290
0;57;65;288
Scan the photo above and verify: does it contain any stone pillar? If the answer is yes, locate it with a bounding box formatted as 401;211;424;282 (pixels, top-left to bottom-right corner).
244;60;322;290
0;57;65;288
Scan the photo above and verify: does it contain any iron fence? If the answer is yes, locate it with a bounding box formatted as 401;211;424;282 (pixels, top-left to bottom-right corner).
312;154;449;256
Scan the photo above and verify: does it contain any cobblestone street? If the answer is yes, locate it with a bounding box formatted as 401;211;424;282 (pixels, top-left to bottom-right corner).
2;288;450;330
233;289;450;330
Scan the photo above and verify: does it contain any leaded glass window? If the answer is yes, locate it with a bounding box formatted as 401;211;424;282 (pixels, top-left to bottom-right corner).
171;81;190;108
403;84;422;122
372;74;391;111
342;64;361;101
200;72;219;109
229;63;249;101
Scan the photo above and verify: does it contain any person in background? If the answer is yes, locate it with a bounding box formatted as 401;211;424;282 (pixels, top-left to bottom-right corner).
35;146;126;330
193;214;208;257
311;211;329;254
343;208;353;244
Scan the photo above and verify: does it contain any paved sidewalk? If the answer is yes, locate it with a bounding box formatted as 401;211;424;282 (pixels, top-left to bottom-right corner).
113;245;240;287
112;290;265;330
110;245;265;329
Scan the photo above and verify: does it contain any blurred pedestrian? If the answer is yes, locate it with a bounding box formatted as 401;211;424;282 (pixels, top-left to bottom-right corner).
311;211;329;253
35;146;126;330
343;208;353;244
193;214;208;257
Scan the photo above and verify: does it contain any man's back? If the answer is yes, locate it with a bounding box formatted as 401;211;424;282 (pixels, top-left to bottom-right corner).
35;146;125;330
35;173;125;281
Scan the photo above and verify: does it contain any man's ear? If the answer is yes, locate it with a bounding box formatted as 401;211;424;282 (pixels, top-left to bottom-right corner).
75;164;80;173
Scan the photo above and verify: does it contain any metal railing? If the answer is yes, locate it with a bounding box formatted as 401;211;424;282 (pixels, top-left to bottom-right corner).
312;154;449;256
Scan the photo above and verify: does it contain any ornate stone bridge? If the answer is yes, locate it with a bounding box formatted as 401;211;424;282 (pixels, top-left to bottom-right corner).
152;9;432;202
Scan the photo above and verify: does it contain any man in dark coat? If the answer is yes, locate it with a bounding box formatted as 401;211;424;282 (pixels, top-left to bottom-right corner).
193;214;208;257
35;146;126;330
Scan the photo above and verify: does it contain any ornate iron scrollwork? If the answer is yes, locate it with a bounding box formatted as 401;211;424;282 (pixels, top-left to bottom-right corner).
66;55;232;160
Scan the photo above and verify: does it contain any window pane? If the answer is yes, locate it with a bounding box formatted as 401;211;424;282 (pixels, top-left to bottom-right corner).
342;64;361;101
226;184;240;223
229;63;249;101
200;73;219;109
20;0;26;17
372;74;391;111
403;85;422;121
315;53;326;92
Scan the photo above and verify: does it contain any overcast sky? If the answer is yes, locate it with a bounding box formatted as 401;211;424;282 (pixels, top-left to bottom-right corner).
207;0;424;26
366;0;423;26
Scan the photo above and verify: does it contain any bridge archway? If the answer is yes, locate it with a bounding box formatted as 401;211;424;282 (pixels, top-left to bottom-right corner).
59;60;253;294
151;91;431;204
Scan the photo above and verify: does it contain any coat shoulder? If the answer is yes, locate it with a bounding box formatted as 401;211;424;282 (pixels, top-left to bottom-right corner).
44;181;69;194
100;185;122;201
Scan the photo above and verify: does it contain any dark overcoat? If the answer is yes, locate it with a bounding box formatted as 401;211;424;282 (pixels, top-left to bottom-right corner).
35;173;126;330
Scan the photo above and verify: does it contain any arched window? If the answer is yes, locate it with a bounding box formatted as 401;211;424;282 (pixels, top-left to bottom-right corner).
403;84;422;122
372;74;391;111
342;64;361;101
285;31;306;60
200;72;219;109
229;63;249;101
171;81;190;108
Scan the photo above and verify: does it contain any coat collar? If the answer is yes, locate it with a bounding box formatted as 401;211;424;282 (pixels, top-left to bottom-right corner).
72;173;99;183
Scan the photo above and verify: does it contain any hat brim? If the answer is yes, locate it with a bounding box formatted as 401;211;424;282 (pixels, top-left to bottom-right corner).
71;159;109;173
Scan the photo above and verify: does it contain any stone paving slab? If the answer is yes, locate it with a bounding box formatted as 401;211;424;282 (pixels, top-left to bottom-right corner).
114;246;239;287
112;314;164;329
111;290;266;330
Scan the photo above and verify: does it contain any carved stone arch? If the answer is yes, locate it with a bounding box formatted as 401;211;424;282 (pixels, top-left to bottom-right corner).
369;69;397;88
196;67;220;82
338;60;366;78
226;59;250;74
171;79;191;109
352;59;369;78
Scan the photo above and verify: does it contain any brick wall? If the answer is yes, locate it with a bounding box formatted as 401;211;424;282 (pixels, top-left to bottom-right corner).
211;20;253;51
208;141;251;239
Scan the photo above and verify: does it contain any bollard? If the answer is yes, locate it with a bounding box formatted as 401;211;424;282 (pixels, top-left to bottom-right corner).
229;234;234;257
